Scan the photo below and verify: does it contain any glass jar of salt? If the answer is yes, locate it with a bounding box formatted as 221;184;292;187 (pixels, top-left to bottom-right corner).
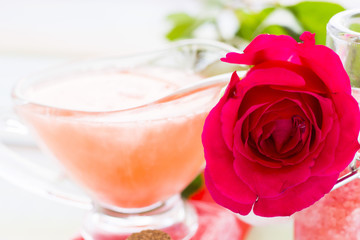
294;9;360;240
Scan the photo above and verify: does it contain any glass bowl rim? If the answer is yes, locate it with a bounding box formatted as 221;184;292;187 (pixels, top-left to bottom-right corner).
12;39;238;115
327;9;360;38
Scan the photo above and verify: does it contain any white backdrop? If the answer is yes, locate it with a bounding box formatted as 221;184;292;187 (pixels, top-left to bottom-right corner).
0;1;358;239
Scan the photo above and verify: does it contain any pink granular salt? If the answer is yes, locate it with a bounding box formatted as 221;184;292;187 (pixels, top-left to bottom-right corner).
294;172;360;240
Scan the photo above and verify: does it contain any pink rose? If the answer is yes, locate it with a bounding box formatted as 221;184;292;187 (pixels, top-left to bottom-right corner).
202;32;360;217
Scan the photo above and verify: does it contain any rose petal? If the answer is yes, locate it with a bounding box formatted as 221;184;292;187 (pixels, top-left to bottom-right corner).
203;111;257;204
202;72;257;204
221;34;299;65
278;122;304;156
297;42;351;94
310;123;339;176
299;31;316;45
233;62;328;123
250;101;308;160
255;92;334;168
304;93;338;174
221;97;242;150
297;93;323;131
270;118;293;153
253;174;339;217
204;169;253;215
234;95;314;167
233;152;313;198
246;94;308;131
211;71;240;150
242;66;306;89
251;98;311;158
234;105;284;168
321;92;360;174
244;34;297;54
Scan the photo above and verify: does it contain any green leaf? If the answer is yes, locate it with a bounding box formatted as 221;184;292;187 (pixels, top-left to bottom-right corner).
288;1;345;44
235;7;275;41
166;13;204;41
260;24;288;35
260;24;300;40
181;174;204;199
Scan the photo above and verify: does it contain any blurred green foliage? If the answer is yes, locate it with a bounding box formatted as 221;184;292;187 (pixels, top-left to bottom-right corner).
166;1;345;46
350;23;360;32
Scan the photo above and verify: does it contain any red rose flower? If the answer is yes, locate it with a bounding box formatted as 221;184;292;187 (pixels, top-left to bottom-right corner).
202;32;360;217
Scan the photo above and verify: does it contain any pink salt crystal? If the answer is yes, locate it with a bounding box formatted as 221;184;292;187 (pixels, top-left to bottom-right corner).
294;177;360;240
